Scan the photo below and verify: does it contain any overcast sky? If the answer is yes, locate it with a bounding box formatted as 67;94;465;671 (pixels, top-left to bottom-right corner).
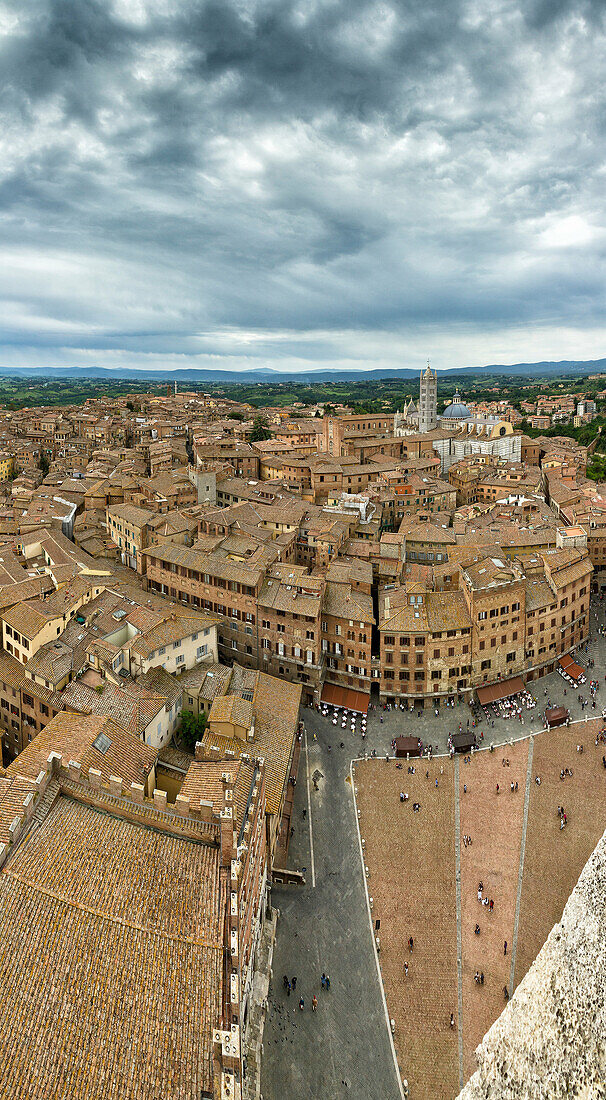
1;0;606;374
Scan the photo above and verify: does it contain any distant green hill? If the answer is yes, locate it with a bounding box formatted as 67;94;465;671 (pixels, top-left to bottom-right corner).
0;357;605;383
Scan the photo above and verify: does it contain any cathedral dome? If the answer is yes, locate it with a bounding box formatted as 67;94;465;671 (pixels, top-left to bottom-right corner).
442;391;470;419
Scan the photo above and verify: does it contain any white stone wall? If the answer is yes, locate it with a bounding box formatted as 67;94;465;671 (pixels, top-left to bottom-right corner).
435;433;521;474
458;828;606;1099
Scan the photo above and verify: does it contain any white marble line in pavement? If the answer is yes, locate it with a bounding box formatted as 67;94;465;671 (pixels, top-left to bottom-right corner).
349;758;406;1100
454;754;464;1090
509;735;534;994
304;729;316;888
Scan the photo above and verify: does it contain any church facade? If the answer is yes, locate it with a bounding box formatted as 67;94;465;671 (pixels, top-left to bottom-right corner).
394;367;522;472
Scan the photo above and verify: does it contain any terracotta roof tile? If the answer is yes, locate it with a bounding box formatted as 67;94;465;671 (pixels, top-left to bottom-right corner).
0;795;223;1098
6;712;157;788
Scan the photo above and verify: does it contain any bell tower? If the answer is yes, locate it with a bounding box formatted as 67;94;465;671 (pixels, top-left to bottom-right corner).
419;360;437;432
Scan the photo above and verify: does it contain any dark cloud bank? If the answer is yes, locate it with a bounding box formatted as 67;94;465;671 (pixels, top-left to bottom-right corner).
0;0;606;373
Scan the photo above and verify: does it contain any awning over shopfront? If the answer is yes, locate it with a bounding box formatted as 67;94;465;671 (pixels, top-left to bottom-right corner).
558;653;585;681
321;682;370;714
476;676;526;707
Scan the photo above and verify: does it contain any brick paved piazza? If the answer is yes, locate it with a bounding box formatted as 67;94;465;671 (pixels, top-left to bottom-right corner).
356;720;606;1097
262;602;606;1099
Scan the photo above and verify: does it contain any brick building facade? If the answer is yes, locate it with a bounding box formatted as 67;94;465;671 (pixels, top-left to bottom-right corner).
378;548;592;705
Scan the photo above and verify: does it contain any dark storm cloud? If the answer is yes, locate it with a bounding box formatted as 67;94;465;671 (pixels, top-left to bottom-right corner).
177;0;463;120
0;0;606;371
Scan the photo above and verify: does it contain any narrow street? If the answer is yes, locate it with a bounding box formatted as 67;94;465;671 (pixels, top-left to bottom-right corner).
261;715;402;1100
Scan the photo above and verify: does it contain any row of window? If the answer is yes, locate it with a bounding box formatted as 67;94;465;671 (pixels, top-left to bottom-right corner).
327;658;367;675
320;620;368;633
260;639;315;662
383;670;425;681
260;618;315;638
407;550;449;563
148;629;210;661
0;693;50;717
322;641;367;659
477;602;520;621
152;560;257;597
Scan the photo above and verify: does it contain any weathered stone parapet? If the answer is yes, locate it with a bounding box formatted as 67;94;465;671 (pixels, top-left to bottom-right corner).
40;752;220;844
458;828;606;1099
130;781;144;804
153;787;167;810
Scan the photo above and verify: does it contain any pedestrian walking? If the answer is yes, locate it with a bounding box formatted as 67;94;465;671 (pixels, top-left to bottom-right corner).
325;975;330;990
321;973;326;989
404;962;408;978
504;940;507;956
480;972;484;986
312;995;318;1012
283;975;289;990
292;976;297;991
450;1013;455;1029
299;997;304;1011
409;936;414;953
287;981;291;996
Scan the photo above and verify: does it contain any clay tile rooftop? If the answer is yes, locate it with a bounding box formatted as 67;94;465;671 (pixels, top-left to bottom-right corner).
0;792;224;1099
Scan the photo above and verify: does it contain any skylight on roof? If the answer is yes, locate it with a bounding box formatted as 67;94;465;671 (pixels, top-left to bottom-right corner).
92;732;112;754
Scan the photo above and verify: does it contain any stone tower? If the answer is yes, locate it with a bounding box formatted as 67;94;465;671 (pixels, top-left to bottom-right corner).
419;360;437;433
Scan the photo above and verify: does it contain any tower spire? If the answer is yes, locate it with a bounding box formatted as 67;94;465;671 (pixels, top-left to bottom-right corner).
419;357;438;431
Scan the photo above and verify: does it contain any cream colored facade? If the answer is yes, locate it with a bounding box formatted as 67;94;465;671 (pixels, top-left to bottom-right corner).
3;612;63;664
130;623;219;677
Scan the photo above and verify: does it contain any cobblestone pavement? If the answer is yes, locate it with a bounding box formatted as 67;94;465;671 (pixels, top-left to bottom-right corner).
260;719;403;1100
261;598;606;1100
